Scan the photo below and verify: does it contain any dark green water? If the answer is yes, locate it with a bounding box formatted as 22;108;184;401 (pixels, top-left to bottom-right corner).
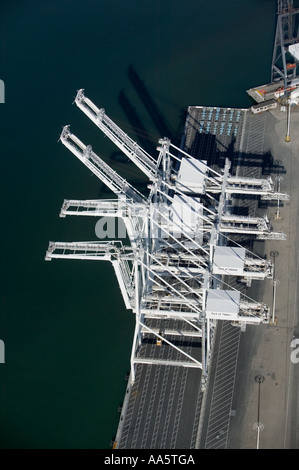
0;0;278;449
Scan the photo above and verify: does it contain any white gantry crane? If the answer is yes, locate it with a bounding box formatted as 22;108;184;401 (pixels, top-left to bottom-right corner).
46;89;288;386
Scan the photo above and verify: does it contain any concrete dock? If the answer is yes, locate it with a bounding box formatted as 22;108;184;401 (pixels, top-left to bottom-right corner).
247;80;286;103
227;105;299;449
114;101;299;450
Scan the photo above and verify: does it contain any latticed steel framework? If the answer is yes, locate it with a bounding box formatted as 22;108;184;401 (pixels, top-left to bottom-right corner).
271;0;299;87
46;90;288;387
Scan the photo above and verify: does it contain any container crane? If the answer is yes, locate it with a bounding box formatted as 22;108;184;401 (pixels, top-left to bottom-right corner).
46;90;289;385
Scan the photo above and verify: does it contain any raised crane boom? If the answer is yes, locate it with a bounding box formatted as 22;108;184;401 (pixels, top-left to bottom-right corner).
75;89;159;180
60;125;145;203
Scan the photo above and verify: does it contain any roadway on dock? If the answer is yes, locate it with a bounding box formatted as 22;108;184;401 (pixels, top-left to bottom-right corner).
227;106;299;449
198;104;299;449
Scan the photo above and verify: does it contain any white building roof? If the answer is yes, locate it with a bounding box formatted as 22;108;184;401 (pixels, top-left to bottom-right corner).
175;157;207;194
206;289;240;317
213;246;245;275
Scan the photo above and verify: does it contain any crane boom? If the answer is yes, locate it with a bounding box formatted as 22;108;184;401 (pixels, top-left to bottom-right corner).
75;89;158;180
60;125;145;203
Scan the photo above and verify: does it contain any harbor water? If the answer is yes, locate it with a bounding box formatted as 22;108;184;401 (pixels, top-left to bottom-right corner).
0;0;278;448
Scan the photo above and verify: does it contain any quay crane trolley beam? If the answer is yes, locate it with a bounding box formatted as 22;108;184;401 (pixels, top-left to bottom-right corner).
45;90;288;388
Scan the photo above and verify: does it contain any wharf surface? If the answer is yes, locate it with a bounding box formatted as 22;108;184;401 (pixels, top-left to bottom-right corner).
114;100;299;449
227;104;299;449
246;79;295;104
